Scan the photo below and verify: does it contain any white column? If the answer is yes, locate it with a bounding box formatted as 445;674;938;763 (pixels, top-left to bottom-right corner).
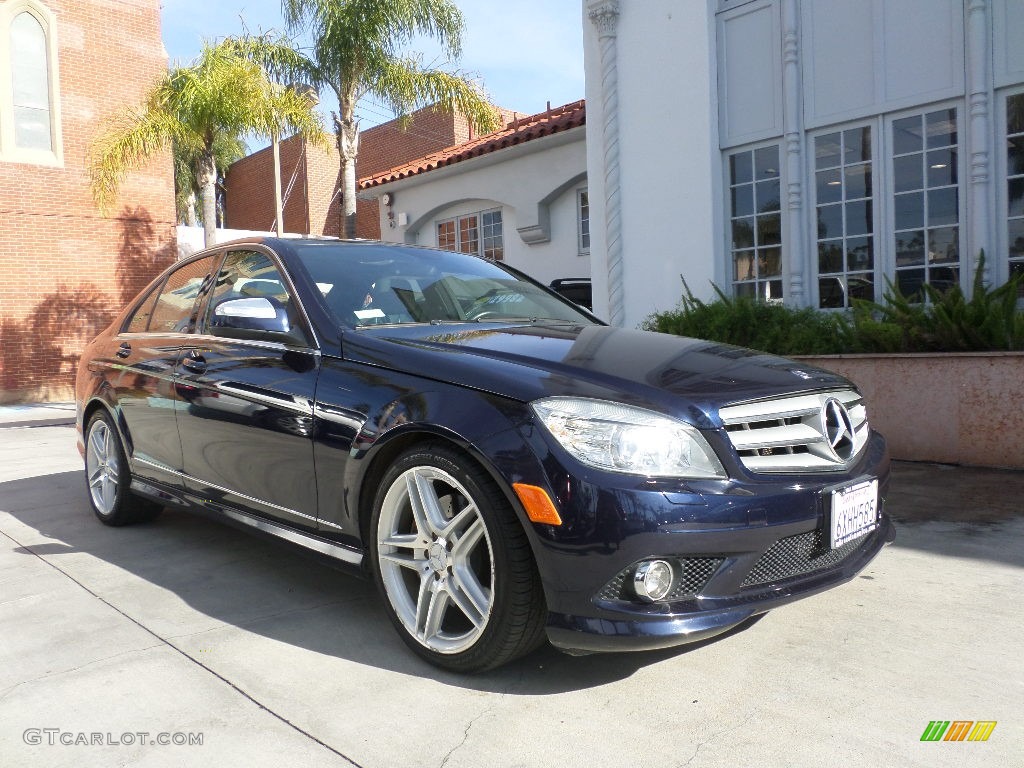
966;0;993;286
588;0;624;326
781;0;806;305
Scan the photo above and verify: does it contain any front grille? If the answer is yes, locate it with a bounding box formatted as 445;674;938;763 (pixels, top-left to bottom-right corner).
740;528;868;588
719;389;869;474
597;557;724;602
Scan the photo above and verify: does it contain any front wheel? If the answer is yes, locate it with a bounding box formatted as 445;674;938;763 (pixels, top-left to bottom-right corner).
370;445;547;672
84;410;161;526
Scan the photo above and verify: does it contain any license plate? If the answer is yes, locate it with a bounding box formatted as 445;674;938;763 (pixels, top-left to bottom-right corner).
830;479;879;549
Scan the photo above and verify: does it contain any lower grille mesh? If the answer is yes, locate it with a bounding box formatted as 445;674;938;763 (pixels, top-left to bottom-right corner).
741;529;868;588
597;557;723;602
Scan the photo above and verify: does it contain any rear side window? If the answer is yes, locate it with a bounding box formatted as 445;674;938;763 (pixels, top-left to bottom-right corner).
123;285;161;333
148;256;218;334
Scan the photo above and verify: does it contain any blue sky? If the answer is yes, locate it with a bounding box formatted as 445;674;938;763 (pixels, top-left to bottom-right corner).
160;0;586;134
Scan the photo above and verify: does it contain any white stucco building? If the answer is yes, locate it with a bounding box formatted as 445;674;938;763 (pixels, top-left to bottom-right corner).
359;101;590;287
584;0;1024;327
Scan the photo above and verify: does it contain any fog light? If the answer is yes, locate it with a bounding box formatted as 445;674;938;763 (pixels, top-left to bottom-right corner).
633;559;675;602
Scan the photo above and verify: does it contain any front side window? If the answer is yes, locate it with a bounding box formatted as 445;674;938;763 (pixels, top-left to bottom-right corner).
10;11;52;151
123;285;161;334
892;108;960;297
728;145;783;301
148;256;218;334
437;209;504;260
815;127;875;308
1007;93;1024;292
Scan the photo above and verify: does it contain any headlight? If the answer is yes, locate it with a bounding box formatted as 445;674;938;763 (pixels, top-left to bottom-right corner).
531;397;726;479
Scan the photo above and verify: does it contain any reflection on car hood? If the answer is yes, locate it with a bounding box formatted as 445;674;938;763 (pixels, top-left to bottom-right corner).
345;323;852;426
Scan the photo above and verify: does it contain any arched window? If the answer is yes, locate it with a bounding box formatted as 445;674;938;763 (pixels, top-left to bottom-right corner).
10;11;51;150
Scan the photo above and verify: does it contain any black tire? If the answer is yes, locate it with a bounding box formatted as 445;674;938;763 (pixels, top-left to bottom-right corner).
370;443;547;673
83;410;162;526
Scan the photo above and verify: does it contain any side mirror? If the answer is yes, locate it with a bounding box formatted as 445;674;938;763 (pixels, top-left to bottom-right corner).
210;297;305;346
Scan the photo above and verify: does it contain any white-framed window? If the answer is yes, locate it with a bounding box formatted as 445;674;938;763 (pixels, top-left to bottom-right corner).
436;208;503;260
0;1;62;165
813;125;876;308
890;106;961;297
727;143;783;301
577;188;590;255
1006;91;1024;292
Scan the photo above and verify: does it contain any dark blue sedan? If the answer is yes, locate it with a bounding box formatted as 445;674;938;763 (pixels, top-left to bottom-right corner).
75;238;893;672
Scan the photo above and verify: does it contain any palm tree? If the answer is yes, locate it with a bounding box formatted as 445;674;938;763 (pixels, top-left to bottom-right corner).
173;132;246;227
90;40;326;247
235;0;500;239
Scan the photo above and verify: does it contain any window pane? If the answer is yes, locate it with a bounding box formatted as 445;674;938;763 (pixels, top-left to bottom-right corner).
437;220;456;250
458;215;479;255
844;127;870;163
481;210;503;261
817;204;842;240
894;191;924;230
734;282;756;299
731;184;754;217
845;200;872;237
1010;261;1024;297
1010;218;1024;257
10;13;51;151
815;133;841;169
1009;136;1024;176
734;251;756;281
149;257;217;334
730;152;752;184
578;190;590;252
929;265;959;293
926;109;957;148
844;163;871;200
818;277;844;308
894;154;923;193
1009;94;1024;135
895;230;925;266
756;179;780;212
928;226;959;264
759;247;782;277
758;214;781;246
848;274;874;302
765;280;784;301
927;187;958;226
732;218;755;249
816;169;842;204
893;116;923;155
896;268;926;299
818;240;843;273
754;146;779;178
1009;178;1024;218
846;236;874;271
927;148;958;187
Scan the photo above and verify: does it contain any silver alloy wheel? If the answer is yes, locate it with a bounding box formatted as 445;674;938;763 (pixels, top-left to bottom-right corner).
376;466;495;654
85;419;120;516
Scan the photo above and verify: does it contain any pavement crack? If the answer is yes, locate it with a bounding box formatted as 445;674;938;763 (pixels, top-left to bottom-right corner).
678;711;755;768
439;703;494;768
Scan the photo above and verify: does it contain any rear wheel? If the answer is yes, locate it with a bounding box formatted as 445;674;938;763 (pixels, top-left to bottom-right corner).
84;410;161;526
371;445;547;672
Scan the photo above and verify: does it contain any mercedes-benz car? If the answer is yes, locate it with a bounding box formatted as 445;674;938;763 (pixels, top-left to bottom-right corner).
75;238;893;672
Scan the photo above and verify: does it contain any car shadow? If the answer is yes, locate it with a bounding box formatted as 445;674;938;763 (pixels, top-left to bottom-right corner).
0;468;762;693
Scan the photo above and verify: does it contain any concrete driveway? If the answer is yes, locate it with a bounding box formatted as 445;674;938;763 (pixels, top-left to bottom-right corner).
1;422;1021;767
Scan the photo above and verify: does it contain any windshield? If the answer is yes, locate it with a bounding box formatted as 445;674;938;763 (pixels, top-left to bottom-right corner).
290;243;598;328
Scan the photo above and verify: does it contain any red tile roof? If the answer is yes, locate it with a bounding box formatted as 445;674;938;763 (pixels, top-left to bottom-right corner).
359;99;586;189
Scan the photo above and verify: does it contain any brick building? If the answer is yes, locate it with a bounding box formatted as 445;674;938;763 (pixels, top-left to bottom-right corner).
0;0;176;403
224;103;518;240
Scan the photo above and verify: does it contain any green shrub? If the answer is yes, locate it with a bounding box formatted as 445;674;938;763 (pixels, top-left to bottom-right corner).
643;253;1024;355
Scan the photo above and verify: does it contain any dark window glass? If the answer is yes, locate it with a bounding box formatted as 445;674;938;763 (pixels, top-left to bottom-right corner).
926;109;957;148
728;145;783;301
844;127;870;163
893;116;923;155
817;204;843;240
1008;94;1024;289
730;152;752;184
846;236;874;271
123;285;161;334
815;132;841;169
731;184;754;217
928;226;959;265
895;230;926;267
816;169;842;204
818;240;843;273
927;148;958;187
928;187;958;226
1009;178;1024;218
148;256;217;334
894;154;923;193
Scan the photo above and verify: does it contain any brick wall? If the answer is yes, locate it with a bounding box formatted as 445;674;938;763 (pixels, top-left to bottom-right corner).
224;103;517;241
0;0;176;403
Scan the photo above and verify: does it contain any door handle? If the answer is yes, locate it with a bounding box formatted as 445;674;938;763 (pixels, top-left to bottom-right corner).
115;342;131;359
181;352;207;374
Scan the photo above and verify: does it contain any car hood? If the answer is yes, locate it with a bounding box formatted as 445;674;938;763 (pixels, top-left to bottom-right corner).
342;322;852;428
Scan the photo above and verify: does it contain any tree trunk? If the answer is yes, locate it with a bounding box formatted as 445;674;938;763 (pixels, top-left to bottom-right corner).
197;150;217;248
337;98;359;239
185;192;198;228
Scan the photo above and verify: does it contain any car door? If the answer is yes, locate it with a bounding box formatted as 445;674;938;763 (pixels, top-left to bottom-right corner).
111;254;220;490
174;247;321;532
